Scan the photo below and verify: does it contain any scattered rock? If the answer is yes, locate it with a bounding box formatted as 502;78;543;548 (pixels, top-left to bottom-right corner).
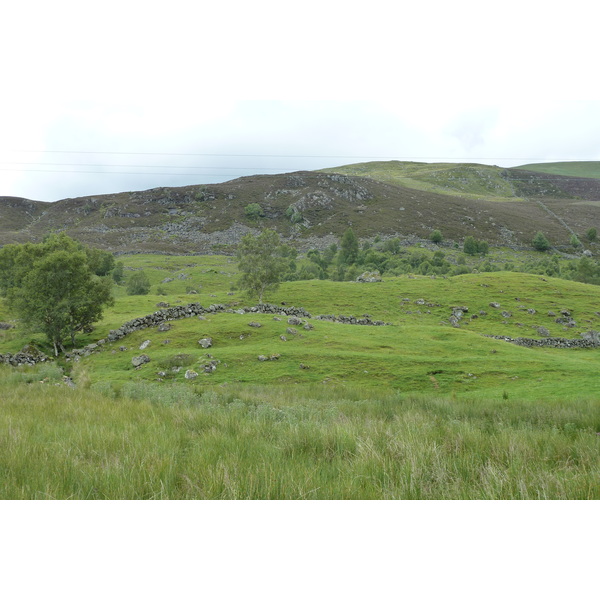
489;302;501;308
62;376;76;388
157;323;172;332
132;354;150;367
248;321;262;328
139;340;151;350
280;335;288;341
184;369;198;379
198;338;213;348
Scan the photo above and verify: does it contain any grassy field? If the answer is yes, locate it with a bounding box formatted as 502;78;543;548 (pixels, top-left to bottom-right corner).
2;367;598;499
1;253;599;499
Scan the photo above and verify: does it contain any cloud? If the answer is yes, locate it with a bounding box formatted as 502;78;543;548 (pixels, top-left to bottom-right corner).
1;2;599;201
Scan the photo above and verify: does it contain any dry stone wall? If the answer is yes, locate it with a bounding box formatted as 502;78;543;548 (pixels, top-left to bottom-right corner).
486;335;600;349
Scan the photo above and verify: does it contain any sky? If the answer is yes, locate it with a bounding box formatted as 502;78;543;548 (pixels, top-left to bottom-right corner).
2;0;599;202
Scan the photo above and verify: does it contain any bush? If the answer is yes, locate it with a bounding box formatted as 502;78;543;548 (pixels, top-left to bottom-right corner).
586;228;597;242
244;203;264;220
430;230;443;244
126;271;151;295
532;232;550;252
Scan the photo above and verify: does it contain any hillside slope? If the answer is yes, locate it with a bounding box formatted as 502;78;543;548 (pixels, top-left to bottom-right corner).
1;162;600;253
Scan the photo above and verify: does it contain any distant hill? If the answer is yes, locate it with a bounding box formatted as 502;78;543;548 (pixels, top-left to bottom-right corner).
1;161;600;253
514;161;600;179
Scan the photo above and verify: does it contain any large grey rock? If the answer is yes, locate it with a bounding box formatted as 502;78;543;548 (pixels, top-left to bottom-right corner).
357;271;382;283
198;338;213;348
132;354;150;367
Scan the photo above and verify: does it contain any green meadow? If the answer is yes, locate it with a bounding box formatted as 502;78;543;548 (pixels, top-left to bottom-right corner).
1;253;599;499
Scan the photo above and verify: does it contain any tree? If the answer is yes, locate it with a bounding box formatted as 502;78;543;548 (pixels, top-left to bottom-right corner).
532;231;550;252
463;236;479;256
339;228;359;265
236;229;287;303
1;239;114;355
586;227;597;243
244;203;264;220
126;271;151;295
430;229;443;244
464;236;488;256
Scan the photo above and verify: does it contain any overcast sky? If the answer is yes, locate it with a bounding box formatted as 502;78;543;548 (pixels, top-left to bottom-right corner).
2;0;599;202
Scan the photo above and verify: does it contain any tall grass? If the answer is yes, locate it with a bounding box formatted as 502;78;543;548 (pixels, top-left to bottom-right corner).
1;373;597;499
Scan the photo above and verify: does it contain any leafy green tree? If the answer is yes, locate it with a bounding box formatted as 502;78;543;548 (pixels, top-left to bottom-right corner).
570;235;581;248
339;228;359;265
236;229;287;303
244;203;264;220
112;261;125;284
430;229;443;244
126;271;151;295
383;238;401;255
1;239;114;355
84;247;116;276
464;236;488;256
463;236;479;256
532;231;550;252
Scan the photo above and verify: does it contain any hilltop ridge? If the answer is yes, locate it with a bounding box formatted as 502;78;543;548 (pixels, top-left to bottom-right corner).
1;161;599;253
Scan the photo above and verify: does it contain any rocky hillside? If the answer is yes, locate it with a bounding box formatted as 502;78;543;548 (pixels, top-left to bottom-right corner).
1;162;600;253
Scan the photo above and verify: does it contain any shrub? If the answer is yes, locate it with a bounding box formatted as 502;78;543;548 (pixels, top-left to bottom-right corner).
126;271;151;295
586;228;597;242
430;230;443;244
532;232;550;252
244;203;264;220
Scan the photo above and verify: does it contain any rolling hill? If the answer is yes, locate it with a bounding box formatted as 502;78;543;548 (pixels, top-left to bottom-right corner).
1;161;600;253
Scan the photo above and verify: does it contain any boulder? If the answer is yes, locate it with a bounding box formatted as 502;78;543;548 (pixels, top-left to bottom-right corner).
198;338;213;348
357;271;382;283
132;354;150;367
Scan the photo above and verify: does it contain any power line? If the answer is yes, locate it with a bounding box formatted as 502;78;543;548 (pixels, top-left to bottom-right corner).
2;149;598;162
0;166;596;183
0;162;294;171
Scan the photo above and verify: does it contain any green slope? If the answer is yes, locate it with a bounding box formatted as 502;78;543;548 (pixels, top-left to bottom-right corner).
320;160;520;201
514;161;600;179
